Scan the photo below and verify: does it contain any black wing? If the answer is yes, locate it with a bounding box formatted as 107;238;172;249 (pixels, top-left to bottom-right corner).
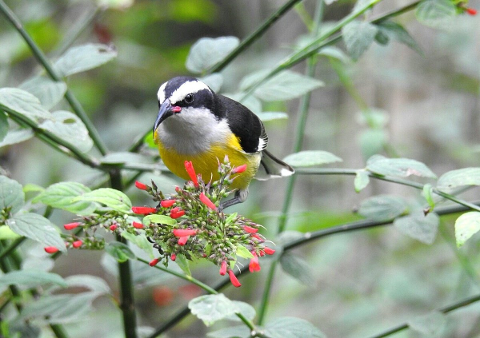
216;94;268;154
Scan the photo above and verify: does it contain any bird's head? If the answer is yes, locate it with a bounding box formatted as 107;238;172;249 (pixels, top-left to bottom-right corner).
153;76;217;133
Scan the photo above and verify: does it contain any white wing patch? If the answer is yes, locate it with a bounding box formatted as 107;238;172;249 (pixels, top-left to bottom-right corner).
170;81;210;105
157;82;167;104
256;137;267;152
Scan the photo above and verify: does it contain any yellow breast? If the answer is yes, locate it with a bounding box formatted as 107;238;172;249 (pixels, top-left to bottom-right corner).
155;131;260;190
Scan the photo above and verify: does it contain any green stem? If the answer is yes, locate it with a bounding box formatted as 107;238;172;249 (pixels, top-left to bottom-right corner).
207;0;304;74
0;0;108;156
368;293;480;338
0;237;25;261
257;0;324;326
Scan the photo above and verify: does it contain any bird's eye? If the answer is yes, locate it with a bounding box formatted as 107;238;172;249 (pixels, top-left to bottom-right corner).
184;94;194;104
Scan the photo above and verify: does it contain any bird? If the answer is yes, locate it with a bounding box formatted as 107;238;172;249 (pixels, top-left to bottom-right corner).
153;76;294;209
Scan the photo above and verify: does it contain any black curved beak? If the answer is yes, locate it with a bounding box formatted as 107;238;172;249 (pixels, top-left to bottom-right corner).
153;99;174;133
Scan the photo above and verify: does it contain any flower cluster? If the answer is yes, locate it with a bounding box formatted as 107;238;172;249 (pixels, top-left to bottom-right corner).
455;0;477;15
47;158;275;288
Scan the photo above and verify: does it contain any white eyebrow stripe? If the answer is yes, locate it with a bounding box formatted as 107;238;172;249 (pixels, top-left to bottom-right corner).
169;81;210;105
157;82;167;104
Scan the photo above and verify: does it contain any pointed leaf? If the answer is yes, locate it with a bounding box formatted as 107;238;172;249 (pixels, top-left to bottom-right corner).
186;36;240;73
54;43;117;77
6;213;66;251
408;311;447;336
415;0;456;29
20;76;67;110
437;168;480;190
0;111;7;142
226;301;256;322
366;155;436;178
455;211;480;247
265;317;326;338
143;214;177;226
189;294;237;326
200;73;223;92
280;252;315;286
32;181;94;215
318;46;350;63
240;70;324;102
0;226;21;240
235;245;253;259
422;183;435;208
0;128;34;147
40;111;93;153
0;175;25;215
394;212;439;244
73;188;132;213
175;253;191;276
358;195;407;221
283;150;342;167
376;21;422;54
0;270;67;288
105;242;135;262
0;88;51;122
208;326;250;338
342;21;378;60
64;275;111;294
121;232;155;259
225;93;262;113
354;170;370;192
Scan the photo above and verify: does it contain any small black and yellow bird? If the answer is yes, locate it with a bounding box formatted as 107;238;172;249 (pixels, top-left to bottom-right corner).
153;76;294;209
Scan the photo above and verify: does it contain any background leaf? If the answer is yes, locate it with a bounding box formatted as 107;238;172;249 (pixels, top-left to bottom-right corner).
415;0;456;29
256;112;288;122
189;294;237;326
283;150;342;167
0;88;52;122
280;252;315;286
207;326;249;338
186;36;239;73
455;211;480;247
0;128;34;147
358;195;407;221
105;242;136;262
264;317;326;338
0;111;8;142
0;175;25;215
394;212;439;244
366;155;437;178
342;21;378;60
20;76;67;110
408;311;447;336
73;188;132;213
354;170;370;192
376;21;422;54
437;168;480;190
54;43;117;77
0;270;67;288
6;213;66;251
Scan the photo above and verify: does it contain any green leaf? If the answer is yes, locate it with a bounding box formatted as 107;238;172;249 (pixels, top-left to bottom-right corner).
105;242;136;262
283;150;342;167
54;43;117;77
40;111;93;153
354;170;370;192
6;213;66;251
175;253;191;276
20;76;67;110
241;70;324;102
422;183;435;208
73;188;132;213
0;88;52;122
200;73;223;92
342;21;378;60
186;36;240;74
0;270;67;288
32;181;95;215
264;317;326;338
408;311;447;336
18;292;100;324
374;29;390;45
455;211;480;247
394;212;439;244
207;326;250;338
143;214;177;226
0;226;21;240
225;93;262;113
376;21;422;54
96;0;134;9
189;294;237;326
227;301;256;322
415;0;456;29
0;111;7;142
280;252;315;286
366;155;437;178
318;46;350;63
121;231;155;259
437;168;480;190
235;245;254;259
256;112;289;122
63;275;111;294
0;128;34;147
0;175;25;215
359;129;387;159
358;195;407;221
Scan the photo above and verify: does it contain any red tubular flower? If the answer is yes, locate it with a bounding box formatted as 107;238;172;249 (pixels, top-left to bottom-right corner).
466;7;477;15
109;224;118;231
72;240;83;248
219;261;227;276
133;221;144;229
64;222;81;230
171;253;176;261
252;233;264;242
149;258;160;266
249;252;261;273
232;164;247;174
161;199;176;208
184;161;199;188
228;270;241;288
135;181;148;190
44;246;59;254
170;207;186;219
243;225;258;234
263;247;276;255
132;206;156;215
178;236;189;246
173;229;197;237
199;192;217;210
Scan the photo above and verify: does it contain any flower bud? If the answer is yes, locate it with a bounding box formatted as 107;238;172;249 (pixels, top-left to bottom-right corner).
178;236;189;246
219;261;227;276
135;181;148;191
44;246;59;254
171;253;176;261
264;247;276;255
64;222;81;230
161;199;176;208
72;240;83;248
132;206;157;215
170;207;186;219
243;225;258;234
199;192;217;211
173;229;197;237
228;269;241;288
110;224;118;231
133;221;144;229
184;161;199;188
232;164;247;174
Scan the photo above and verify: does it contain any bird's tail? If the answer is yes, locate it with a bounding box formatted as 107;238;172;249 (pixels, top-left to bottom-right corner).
256;150;295;180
